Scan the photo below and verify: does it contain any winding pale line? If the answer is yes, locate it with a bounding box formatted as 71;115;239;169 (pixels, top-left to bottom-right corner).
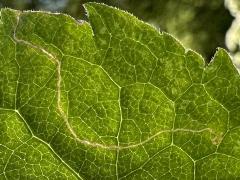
13;13;216;151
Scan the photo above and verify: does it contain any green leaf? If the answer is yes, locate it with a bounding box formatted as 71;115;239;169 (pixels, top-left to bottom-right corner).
0;3;240;179
117;0;231;60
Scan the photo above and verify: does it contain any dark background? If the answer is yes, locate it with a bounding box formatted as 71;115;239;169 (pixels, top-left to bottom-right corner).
0;0;233;61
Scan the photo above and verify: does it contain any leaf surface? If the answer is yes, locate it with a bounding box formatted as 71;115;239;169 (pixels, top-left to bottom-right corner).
0;3;240;179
